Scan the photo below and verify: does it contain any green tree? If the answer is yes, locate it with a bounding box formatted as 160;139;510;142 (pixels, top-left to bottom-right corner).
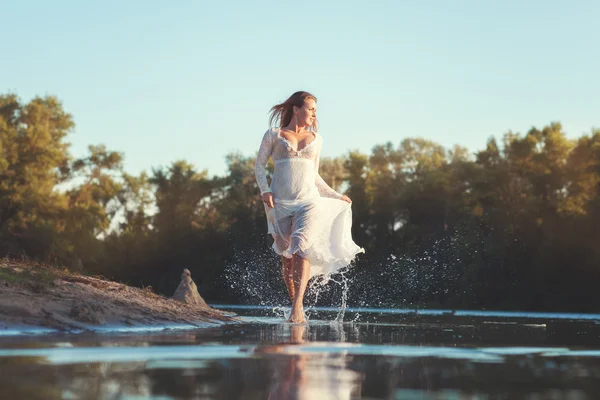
0;94;73;259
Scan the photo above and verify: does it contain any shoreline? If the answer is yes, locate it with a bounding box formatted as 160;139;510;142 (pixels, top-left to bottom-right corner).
0;321;230;337
0;260;237;335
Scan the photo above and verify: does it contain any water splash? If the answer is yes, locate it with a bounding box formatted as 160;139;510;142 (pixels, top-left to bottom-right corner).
224;245;356;322
224;229;479;320
348;230;480;309
222;245;287;307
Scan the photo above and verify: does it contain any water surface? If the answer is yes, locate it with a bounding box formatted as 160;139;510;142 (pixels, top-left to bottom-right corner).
2;306;600;399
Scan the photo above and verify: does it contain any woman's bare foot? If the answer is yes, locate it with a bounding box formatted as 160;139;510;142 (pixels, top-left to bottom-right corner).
289;303;306;324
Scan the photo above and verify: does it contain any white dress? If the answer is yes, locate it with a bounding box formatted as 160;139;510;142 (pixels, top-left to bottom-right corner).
255;127;365;279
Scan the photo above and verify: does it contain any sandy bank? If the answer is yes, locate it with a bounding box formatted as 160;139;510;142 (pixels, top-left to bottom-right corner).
0;260;236;334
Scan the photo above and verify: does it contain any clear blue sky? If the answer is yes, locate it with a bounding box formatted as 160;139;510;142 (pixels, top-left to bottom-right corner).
2;0;598;177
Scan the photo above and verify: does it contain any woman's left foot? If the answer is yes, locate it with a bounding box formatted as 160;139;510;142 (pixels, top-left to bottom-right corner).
289;306;306;324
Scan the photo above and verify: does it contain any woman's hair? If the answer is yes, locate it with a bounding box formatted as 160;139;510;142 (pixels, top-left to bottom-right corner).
269;91;318;131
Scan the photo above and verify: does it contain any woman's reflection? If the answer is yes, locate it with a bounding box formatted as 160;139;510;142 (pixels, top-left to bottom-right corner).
256;324;362;400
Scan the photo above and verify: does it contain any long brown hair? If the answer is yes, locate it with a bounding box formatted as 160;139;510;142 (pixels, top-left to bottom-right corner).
268;91;318;132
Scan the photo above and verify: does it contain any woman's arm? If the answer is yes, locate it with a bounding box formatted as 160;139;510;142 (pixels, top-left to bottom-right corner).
314;136;343;199
255;128;274;195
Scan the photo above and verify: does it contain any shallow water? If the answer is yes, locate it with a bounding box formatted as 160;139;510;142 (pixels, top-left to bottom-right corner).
2;306;600;399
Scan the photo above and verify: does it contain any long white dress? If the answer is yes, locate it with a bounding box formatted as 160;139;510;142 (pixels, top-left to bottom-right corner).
254;127;364;279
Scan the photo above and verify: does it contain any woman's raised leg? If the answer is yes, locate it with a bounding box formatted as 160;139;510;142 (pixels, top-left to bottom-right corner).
281;255;295;303
290;253;310;324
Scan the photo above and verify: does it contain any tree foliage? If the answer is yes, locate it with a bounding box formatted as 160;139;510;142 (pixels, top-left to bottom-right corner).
2;93;599;311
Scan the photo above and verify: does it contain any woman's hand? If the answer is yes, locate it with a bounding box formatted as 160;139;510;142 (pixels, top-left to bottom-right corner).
262;192;274;208
340;195;352;203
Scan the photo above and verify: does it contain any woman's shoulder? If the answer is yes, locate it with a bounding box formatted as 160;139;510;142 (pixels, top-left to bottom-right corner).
263;127;280;139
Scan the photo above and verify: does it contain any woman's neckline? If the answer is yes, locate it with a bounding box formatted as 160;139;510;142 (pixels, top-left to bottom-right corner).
275;127;317;153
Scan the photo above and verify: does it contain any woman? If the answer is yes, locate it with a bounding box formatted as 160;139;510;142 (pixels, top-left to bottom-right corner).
255;91;364;324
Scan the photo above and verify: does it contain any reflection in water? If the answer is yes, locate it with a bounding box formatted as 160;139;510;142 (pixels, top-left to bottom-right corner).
2;314;600;398
256;324;362;400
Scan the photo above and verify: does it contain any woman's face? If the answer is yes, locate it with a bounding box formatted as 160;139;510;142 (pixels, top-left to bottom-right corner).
295;98;317;128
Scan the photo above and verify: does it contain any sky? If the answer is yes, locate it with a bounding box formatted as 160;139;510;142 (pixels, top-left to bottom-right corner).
2;0;599;177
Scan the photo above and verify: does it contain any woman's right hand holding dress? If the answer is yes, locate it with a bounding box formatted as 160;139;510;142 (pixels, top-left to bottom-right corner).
262;192;274;208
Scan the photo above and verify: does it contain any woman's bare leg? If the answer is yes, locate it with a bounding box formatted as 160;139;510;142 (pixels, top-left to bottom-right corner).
281;255;295;303
290;254;310;323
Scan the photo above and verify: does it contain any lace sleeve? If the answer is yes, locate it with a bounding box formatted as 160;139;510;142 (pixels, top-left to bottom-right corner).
255;128;274;195
314;135;343;199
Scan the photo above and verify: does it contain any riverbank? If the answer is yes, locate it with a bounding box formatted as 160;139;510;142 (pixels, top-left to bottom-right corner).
0;259;235;333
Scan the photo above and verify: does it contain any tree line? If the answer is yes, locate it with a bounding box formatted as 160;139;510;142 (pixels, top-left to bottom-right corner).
1;93;599;311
